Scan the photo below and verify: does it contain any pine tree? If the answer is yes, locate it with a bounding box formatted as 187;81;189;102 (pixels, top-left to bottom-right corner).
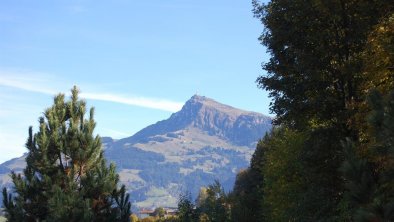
339;14;394;221
341;90;394;221
177;192;197;222
2;86;131;221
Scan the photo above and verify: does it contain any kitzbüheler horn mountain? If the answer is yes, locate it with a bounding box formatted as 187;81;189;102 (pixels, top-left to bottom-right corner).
0;95;272;208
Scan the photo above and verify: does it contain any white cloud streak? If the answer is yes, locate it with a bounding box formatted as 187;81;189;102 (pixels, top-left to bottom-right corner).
81;92;182;112
0;71;183;112
0;75;56;95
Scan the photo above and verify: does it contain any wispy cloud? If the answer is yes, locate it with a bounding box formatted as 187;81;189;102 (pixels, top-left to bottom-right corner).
0;74;56;95
0;70;183;112
81;92;182;112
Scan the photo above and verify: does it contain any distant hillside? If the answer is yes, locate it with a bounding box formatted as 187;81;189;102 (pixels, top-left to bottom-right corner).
0;95;272;208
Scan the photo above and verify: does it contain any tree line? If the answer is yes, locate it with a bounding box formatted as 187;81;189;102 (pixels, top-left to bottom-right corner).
176;0;394;221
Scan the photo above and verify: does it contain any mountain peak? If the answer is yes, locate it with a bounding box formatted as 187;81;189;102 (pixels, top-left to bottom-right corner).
183;95;253;118
188;94;216;104
190;94;206;101
187;94;214;106
124;95;272;147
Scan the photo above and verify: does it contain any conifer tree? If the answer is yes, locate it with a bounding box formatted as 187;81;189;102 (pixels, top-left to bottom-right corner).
340;14;394;221
341;90;394;221
177;192;197;222
2;86;131;221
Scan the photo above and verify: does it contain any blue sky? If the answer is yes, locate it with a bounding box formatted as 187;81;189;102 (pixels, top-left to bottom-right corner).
0;0;270;163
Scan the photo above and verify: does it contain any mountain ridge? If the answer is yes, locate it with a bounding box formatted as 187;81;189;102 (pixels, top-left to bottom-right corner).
0;95;272;208
119;95;271;147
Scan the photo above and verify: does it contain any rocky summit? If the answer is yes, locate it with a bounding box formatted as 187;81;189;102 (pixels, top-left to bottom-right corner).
0;95;272;208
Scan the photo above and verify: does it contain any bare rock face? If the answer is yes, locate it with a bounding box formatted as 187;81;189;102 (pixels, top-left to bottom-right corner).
184;95;271;147
0;95;272;209
120;95;271;148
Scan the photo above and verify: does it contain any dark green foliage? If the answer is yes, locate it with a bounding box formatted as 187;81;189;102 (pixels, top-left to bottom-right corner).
340;139;378;221
368;90;394;150
113;185;132;222
261;128;306;221
228;128;345;221
229;140;265;222
2;86;131;221
231;127;344;221
297;127;346;221
254;0;392;130
2;187;23;221
177;192;197;222
341;91;394;221
230;169;261;222
251;0;393;221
